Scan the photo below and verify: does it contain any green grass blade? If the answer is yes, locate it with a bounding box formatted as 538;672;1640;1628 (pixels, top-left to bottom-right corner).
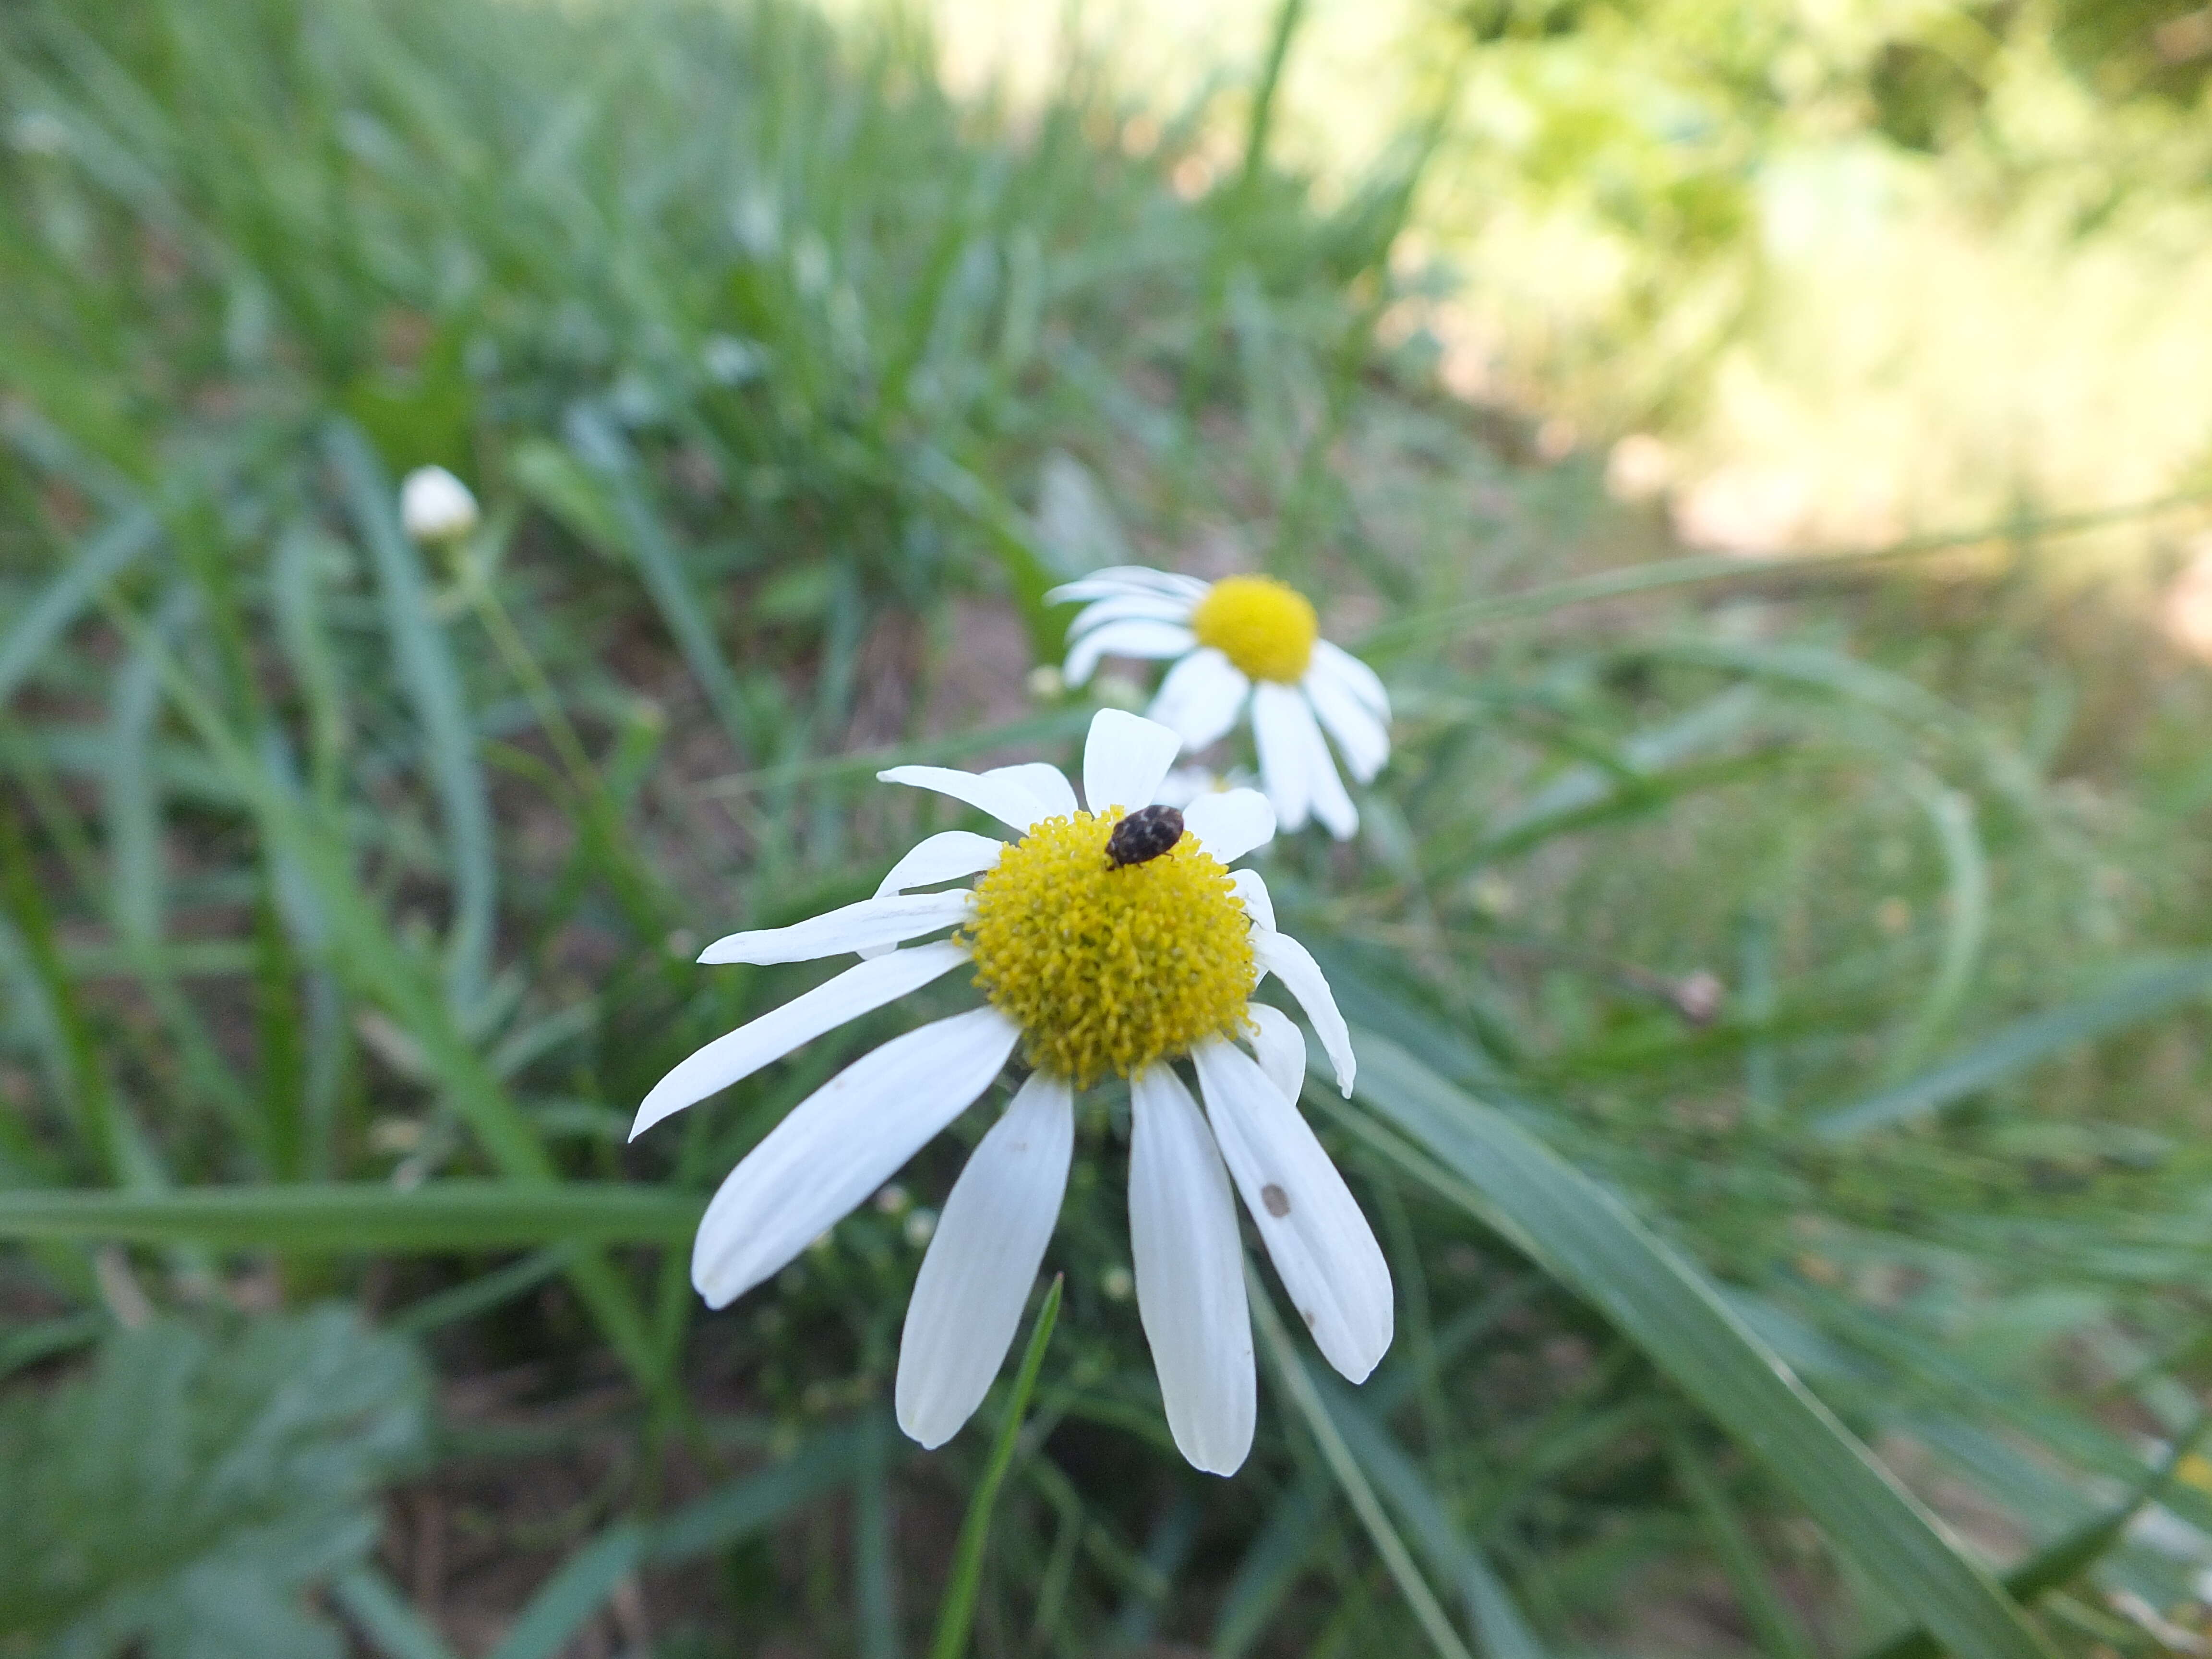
325;419;498;1017
856;1413;904;1659
1323;1391;1550;1659
123;602;665;1387
1883;777;1992;1083
1343;1030;2060;1659
390;1244;579;1334
1210;1467;1335;1657
487;1523;646;1659
929;1274;1063;1659
0;1182;704;1249
0;801;121;1179
1250;1280;1476;1659
0;508;159;706
645;1417;892;1564
1856;1412;2212;1659
1814;953;2212;1139
332;1567;462;1659
1667;1431;1819;1659
566;409;756;760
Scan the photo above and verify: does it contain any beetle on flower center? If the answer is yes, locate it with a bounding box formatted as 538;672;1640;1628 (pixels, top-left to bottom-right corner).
963;807;1254;1089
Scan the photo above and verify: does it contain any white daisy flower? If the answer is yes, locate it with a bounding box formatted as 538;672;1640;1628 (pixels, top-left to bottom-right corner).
399;465;480;544
633;709;1392;1475
1049;568;1392;841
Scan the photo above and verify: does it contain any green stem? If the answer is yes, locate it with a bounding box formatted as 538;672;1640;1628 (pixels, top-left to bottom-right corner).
928;1275;1064;1659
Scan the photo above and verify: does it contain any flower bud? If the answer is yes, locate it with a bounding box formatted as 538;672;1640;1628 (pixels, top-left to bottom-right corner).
399;465;479;544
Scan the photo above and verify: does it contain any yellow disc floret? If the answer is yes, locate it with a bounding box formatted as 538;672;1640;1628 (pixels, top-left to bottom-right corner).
1190;574;1318;684
964;811;1256;1088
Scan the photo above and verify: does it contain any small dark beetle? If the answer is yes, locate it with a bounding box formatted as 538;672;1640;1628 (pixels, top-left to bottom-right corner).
1106;805;1185;867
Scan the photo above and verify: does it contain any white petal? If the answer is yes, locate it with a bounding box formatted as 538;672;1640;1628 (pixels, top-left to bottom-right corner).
1082;709;1183;816
1302;719;1359;841
1146;649;1249;751
875;831;1005;898
1251;682;1314;833
1265;685;1358;840
1182;788;1274;864
698;890;972;965
1243;1003;1308;1102
1230;868;1275;933
896;1071;1074;1448
1046;566;1208;607
1065;592;1198;635
691;1008;1021;1307
1252;929;1354;1094
635;942;971;1139
1311;640;1390;720
1193;1038;1393;1382
878;764;1053;831
1128;1063;1254;1476
1303;663;1390;784
983;762;1078;822
1063;620;1195;687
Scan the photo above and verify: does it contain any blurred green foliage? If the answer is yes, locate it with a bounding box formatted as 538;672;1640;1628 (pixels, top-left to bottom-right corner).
2;0;2212;1653
0;1309;427;1659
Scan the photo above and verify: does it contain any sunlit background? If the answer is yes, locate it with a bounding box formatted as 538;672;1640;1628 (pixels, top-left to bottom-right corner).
5;0;2212;1654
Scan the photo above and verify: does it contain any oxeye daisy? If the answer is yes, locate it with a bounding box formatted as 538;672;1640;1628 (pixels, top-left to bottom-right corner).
1049;568;1391;840
633;709;1392;1475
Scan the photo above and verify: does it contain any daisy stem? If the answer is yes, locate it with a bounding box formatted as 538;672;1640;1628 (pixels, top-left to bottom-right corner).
927;1274;1064;1659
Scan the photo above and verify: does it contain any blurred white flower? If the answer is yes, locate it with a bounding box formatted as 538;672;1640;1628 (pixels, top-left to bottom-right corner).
632;709;1387;1474
399;465;479;544
1051;569;1391;840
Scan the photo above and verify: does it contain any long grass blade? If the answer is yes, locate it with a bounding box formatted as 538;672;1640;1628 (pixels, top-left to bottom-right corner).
0;1182;703;1249
332;1567;463;1659
1814;954;2212;1139
487;1523;646;1659
0;508;159;707
1341;1030;2060;1659
1249;1281;1477;1659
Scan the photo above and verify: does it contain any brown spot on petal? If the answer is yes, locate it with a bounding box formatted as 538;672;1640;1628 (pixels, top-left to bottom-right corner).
1261;1183;1291;1217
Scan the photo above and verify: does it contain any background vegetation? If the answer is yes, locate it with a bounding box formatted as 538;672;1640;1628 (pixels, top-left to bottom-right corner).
4;0;2212;1654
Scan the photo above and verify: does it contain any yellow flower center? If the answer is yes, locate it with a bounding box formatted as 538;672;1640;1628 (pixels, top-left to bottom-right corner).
1190;575;1318;684
963;810;1255;1089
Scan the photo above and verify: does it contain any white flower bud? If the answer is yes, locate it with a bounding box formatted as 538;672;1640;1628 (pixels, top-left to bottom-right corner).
399;466;479;544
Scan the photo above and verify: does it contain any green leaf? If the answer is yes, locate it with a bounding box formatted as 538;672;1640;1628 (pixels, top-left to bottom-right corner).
1339;1029;2060;1659
0;1307;428;1659
1813;954;2212;1139
0;1182;704;1250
